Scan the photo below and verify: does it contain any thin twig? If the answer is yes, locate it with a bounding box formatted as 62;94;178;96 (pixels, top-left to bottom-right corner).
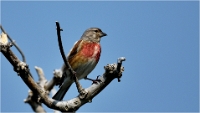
55;21;86;98
0;25;26;62
116;57;126;82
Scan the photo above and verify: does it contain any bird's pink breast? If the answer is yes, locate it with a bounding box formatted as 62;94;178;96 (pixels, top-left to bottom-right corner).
80;42;101;61
68;41;101;79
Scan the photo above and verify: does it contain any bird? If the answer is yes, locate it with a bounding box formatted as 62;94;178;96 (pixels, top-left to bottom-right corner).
52;27;107;100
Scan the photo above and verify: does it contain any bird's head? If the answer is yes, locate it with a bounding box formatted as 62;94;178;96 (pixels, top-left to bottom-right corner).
81;27;107;43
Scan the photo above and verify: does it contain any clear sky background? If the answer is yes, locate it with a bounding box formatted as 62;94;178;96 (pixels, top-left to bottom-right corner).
1;1;199;112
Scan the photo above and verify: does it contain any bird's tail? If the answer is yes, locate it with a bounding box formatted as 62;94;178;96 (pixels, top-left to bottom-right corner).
52;81;73;101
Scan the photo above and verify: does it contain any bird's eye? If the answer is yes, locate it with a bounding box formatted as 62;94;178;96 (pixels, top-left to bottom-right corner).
94;30;98;33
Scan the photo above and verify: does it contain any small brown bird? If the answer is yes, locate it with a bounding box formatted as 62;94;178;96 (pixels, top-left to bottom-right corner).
53;27;107;100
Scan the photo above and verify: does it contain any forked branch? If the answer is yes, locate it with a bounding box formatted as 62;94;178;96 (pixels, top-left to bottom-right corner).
0;23;126;112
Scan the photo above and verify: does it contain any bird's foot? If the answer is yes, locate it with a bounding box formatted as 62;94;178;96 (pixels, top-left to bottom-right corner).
84;75;102;84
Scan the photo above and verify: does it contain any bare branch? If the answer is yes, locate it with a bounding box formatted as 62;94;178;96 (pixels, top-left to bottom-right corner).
0;25;26;62
51;62;125;112
34;66;61;113
55;21;87;99
35;66;47;88
43;69;63;93
1;26;126;112
1;44;53;106
23;66;48;113
34;66;55;93
24;90;46;113
116;57;126;82
35;66;46;81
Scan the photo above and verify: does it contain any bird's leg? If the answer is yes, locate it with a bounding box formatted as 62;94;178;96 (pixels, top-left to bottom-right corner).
84;75;102;84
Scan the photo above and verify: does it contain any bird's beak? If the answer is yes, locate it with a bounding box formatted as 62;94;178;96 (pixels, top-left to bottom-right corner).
101;32;107;37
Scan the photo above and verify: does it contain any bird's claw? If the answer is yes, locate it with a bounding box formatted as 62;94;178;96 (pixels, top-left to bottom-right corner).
92;75;102;84
84;75;102;84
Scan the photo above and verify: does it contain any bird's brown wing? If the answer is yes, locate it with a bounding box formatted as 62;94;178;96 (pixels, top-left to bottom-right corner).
58;40;83;87
67;40;83;60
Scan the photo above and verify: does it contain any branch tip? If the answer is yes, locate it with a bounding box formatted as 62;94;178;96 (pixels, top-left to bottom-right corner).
55;21;63;31
117;57;126;63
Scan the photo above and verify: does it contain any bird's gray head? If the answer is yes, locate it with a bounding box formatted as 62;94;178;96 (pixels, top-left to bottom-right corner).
81;27;107;43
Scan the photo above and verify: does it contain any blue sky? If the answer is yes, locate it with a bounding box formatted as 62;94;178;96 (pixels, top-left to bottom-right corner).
1;1;199;112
